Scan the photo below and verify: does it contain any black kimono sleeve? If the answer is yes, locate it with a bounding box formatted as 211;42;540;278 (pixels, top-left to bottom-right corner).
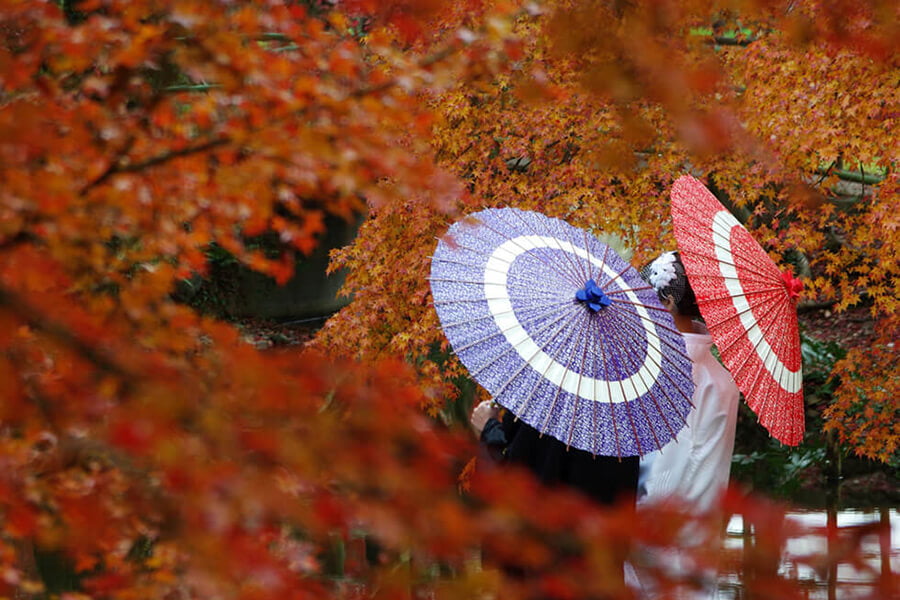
479;412;521;463
479;410;638;506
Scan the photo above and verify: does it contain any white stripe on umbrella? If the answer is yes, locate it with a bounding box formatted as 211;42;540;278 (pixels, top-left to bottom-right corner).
711;211;802;394
431;206;695;455
483;234;664;404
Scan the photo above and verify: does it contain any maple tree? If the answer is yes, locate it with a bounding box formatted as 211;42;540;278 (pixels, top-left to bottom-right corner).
320;0;899;462
0;1;895;599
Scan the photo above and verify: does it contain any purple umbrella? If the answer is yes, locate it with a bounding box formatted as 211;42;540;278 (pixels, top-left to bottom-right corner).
429;208;694;457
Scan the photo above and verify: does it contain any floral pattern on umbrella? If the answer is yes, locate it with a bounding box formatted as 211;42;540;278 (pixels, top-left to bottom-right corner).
671;175;805;445
429;208;695;457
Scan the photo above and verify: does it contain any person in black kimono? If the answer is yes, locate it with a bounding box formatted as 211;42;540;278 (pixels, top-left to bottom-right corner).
471;400;639;506
470;400;639;599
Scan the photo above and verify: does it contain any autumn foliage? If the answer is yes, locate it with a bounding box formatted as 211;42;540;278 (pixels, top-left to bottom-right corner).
320;0;899;462
0;1;896;599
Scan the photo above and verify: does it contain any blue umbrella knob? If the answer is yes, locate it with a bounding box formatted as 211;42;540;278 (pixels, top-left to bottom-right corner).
575;279;612;313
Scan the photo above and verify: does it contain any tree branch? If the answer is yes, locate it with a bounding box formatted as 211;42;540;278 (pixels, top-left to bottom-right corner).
163;83;223;92
0;231;39;251
0;284;132;378
815;166;886;185
707;35;758;46
349;46;457;98
81;136;231;195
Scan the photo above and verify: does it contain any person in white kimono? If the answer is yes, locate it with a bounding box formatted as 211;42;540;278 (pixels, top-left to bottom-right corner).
638;251;740;510
631;251;741;599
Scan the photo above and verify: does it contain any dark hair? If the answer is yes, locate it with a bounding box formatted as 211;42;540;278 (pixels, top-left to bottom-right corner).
672;266;701;318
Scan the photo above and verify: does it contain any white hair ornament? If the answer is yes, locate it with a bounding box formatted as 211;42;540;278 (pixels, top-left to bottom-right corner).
646;251;678;292
640;251;689;305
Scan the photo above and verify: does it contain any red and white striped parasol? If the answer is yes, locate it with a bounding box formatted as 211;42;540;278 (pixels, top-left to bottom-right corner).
670;175;805;445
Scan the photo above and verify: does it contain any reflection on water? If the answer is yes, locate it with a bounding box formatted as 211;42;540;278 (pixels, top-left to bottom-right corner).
718;508;898;599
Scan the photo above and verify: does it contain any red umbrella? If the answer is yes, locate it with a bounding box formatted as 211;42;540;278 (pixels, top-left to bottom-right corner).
670;175;805;445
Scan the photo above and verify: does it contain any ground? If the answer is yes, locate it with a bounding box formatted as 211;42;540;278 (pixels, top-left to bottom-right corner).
237;315;328;349
799;305;877;349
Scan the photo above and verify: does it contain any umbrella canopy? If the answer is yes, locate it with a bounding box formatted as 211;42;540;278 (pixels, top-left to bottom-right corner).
429;208;695;457
670;175;805;445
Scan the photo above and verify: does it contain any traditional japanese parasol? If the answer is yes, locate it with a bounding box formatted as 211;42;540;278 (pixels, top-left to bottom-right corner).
670;175;805;445
429;208;695;457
